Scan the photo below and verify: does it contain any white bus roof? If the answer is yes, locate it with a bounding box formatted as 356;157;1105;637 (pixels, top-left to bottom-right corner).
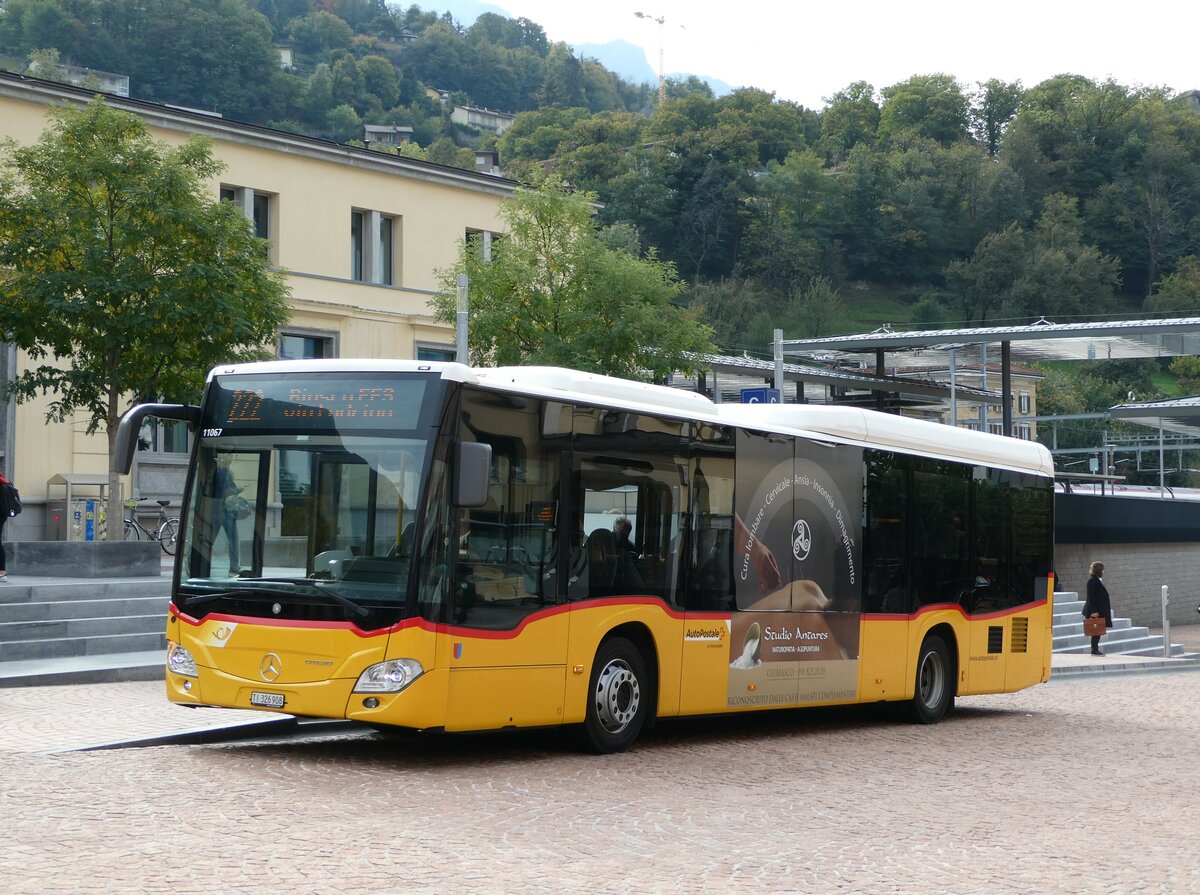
207;360;1054;477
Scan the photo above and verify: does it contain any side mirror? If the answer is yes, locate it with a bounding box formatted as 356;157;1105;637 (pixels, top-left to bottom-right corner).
455;441;492;508
113;403;201;474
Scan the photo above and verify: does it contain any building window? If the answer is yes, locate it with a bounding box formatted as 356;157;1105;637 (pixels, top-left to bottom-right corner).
465;228;497;261
140;418;189;454
279;331;337;360
1019;392;1031;414
221;185;273;258
351;211;363;280
416;343;456;362
1017;425;1032;440
252;193;269;241
379;214;393;285
988;423;1003;435
352;209;397;284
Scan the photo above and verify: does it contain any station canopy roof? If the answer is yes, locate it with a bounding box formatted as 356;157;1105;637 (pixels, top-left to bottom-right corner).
681;352;1002;405
780;317;1200;370
1109;396;1200;440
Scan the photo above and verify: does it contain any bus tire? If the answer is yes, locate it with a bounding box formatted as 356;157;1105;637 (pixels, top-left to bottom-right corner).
582;637;649;754
909;634;953;724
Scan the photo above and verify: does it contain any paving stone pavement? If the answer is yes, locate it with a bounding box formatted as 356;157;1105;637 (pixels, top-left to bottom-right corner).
2;660;1200;895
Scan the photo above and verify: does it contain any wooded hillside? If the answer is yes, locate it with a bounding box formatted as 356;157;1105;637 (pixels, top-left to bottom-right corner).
4;0;1200;354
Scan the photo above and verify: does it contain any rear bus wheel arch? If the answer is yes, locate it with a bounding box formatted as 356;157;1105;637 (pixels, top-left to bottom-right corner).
909;629;956;724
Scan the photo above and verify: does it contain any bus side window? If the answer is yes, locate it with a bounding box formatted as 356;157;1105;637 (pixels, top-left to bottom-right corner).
453;388;564;629
570;407;689;606
685;439;735;612
863;451;909;614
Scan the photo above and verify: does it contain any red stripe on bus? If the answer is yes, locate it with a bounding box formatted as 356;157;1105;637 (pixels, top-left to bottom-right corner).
863;598;1048;623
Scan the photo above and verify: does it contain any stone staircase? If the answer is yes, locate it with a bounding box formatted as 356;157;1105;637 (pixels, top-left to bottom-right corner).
0;578;170;687
1052;590;1197;658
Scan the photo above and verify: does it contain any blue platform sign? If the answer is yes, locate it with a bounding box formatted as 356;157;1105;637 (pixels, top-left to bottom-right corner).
741;388;781;404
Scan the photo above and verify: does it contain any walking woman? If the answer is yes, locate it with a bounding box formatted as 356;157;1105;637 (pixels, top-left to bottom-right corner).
0;466;11;582
1083;561;1112;656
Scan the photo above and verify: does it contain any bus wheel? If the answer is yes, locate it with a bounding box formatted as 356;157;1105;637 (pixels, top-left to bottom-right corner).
909;634;953;724
582;637;648;754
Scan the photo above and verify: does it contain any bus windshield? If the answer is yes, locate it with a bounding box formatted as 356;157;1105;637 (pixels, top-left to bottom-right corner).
174;372;447;629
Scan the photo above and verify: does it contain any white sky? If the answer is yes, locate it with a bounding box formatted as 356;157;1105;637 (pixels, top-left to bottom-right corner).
494;0;1199;109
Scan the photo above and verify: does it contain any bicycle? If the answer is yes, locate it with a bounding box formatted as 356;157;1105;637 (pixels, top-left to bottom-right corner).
123;498;180;556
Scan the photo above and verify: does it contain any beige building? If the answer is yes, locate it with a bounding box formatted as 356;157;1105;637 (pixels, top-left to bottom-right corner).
0;71;515;540
897;363;1042;440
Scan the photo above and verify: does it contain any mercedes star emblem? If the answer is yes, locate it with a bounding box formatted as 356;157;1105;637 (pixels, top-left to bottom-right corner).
259;652;282;683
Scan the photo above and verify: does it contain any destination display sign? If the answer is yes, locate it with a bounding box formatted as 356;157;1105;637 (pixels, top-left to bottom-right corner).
206;375;430;431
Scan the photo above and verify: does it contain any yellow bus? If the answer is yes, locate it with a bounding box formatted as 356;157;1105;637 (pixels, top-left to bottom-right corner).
116;361;1055;753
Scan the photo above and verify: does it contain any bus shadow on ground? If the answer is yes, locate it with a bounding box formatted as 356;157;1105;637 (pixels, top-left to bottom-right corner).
190;700;1029;768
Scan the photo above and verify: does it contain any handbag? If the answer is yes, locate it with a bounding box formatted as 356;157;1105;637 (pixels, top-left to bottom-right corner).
1082;616;1106;637
225;495;251;521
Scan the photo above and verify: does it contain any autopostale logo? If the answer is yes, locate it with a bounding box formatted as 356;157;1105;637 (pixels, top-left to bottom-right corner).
685;623;728;643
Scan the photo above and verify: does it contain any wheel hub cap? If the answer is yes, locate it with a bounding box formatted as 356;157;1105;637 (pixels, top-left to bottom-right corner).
594;659;640;733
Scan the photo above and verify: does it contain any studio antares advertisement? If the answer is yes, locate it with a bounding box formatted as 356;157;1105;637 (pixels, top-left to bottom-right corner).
728;431;862;706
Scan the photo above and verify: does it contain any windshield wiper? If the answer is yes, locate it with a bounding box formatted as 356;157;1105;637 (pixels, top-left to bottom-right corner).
179;580;371;620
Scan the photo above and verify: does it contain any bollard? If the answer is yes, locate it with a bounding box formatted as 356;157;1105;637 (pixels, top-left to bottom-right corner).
1162;585;1170;659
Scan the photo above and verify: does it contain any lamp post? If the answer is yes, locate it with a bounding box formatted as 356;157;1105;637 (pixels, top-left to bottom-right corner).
456;273;468;365
633;11;666;107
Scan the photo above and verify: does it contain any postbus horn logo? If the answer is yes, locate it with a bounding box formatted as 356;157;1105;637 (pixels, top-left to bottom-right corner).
792;519;812;561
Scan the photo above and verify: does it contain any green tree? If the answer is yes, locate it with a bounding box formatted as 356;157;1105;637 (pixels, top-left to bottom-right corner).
742;148;835;289
433;177;715;380
425;136;475;170
945;195;1120;323
355;54;398;107
539;43;587;109
909;294;947;329
970;79;1023;156
878;74;970;146
1147;255;1200;314
788;276;847;338
329;56;365;109
944;223;1027;323
1169;355;1200;394
302;64;336;123
115;0;283;121
818;81;879;163
687;278;777;349
325;103;363;142
286;9;354;55
0;98;292;533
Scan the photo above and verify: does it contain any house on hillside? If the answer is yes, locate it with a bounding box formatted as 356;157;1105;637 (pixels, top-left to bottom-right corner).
451;105;516;136
363;124;414;146
473;149;501;175
275;43;296;71
24;60;129;97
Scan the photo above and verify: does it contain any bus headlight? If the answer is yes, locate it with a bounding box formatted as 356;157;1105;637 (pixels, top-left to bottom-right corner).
354;659;423;693
167;643;198;678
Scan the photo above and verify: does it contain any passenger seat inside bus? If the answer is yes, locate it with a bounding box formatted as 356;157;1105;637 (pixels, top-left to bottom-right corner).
585;528;619;595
